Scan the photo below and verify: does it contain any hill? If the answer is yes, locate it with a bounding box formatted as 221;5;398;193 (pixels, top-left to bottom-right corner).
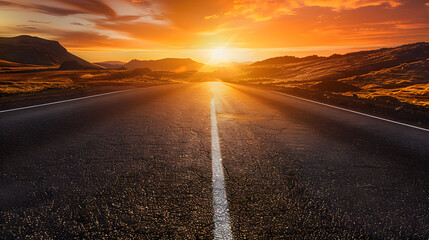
0;35;101;69
124;58;204;72
251;55;322;66
243;42;429;82
220;42;429;107
95;61;127;69
59;61;104;70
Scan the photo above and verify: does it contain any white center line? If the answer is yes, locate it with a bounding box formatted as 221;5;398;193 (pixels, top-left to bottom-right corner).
211;99;233;240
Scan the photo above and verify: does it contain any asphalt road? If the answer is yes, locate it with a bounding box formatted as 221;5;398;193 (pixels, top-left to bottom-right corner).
1;82;428;239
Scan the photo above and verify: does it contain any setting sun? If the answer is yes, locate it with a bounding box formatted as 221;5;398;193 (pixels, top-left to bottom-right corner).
211;48;226;61
209;47;230;64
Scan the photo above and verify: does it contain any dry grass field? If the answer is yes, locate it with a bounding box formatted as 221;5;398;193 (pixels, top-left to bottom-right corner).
0;69;218;96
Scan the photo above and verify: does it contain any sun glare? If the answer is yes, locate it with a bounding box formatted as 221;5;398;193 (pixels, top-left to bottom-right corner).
210;47;229;63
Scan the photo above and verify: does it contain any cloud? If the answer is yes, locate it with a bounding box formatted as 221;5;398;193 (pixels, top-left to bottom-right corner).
54;30;165;51
16;25;38;30
196;0;429;48
129;0;235;31
28;20;51;24
0;0;20;7
54;30;131;48
223;0;300;21
110;15;142;22
139;0;403;20
33;4;86;16
302;0;402;9
95;20;196;46
53;0;117;19
126;0;406;33
0;0;124;19
0;0;85;16
71;22;86;26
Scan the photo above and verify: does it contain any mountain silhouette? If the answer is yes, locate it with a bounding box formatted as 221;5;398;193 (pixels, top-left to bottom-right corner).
0;35;101;69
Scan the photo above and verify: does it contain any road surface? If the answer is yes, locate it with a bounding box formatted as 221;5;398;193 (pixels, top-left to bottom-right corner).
1;82;428;239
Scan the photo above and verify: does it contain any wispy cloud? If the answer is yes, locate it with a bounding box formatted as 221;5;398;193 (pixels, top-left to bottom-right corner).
0;0;85;16
28;20;52;24
53;0;117;18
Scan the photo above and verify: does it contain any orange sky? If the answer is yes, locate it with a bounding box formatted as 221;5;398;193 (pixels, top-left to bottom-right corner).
1;0;429;63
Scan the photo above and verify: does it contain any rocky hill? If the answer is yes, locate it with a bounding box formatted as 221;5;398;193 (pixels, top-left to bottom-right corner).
0;35;101;69
223;42;429;106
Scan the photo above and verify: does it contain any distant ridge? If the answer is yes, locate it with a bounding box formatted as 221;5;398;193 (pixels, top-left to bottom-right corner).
95;61;127;69
252;55;323;65
244;42;429;81
0;35;101;69
253;42;429;67
124;58;204;72
59;60;103;70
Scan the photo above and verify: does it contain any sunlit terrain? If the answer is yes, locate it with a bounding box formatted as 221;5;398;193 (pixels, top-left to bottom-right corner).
1;0;429;239
219;43;429;107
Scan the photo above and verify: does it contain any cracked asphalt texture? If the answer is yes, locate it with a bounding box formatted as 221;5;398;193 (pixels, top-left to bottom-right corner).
1;82;428;239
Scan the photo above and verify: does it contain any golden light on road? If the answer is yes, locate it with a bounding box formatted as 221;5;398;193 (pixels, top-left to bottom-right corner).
207;81;226;96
